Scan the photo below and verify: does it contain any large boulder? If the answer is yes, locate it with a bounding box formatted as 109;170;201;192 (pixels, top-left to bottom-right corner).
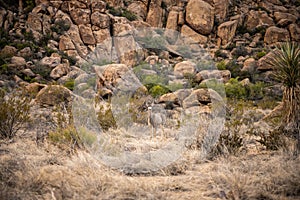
35;85;72;106
59;35;76;51
181;25;208;44
274;12;297;26
78;24;96;45
217;20;238;45
94;63;130;89
93;28;111;43
146;0;163;27
174;61;196;76
166;10;179;31
241;58;257;73
185;0;214;35
213;0;230;23
264;26;290;45
91;12;110;29
257;51;275;72
245;10;274;31
70;8;90;25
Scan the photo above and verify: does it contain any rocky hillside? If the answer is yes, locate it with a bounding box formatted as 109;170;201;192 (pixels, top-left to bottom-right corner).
0;0;299;91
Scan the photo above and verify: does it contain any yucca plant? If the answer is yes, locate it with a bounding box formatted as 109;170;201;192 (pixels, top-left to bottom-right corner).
268;42;300;153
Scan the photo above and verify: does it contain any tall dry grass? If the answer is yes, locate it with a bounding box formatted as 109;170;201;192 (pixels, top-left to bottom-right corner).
1;135;299;200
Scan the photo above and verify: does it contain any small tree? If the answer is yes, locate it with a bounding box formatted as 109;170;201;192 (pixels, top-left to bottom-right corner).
268;42;300;154
0;89;31;139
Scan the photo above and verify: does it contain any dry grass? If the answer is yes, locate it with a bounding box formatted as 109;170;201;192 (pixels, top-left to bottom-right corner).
1;132;299;200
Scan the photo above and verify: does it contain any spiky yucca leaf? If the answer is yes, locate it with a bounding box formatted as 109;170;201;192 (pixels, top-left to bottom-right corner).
268;42;300;154
268;42;300;87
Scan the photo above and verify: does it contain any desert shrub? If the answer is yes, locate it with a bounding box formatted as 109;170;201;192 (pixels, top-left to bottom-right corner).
107;5;137;21
256;51;266;59
31;63;52;79
64;79;75;91
97;105;117;131
141;74;168;86
224;59;241;78
149;85;170;98
216;60;226;70
214;49;228;58
232;45;248;58
225;78;265;100
51;19;71;35
49;125;82;150
256;129;286;151
168;82;183;92
0;89;31;139
225;77;248;99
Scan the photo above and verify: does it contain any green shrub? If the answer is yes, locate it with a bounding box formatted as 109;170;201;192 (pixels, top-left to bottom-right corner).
216;60;226;70
0;89;31;139
256;51;266;59
31;63;52;79
168;82;183;92
64;79;75;91
225;77;248;99
142;74;167;86
149;85;170;98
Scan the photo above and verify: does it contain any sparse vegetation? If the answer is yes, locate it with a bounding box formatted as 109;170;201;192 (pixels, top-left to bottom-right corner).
0;89;31;139
267;42;300;154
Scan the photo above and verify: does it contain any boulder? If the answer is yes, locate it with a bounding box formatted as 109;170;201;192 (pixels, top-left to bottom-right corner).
264;26;290;45
91;12;110;29
67;24;84;44
288;24;300;42
91;0;107;13
185;0;214;35
274;12;297;25
217;20;238;45
78;24;96;45
113;35;140;67
59;35;75;51
213;0;230;23
50;63;70;79
128;1;148;20
146;0;163;27
245;10;274;31
112;17;133;36
35;85;72;106
26;13;42;32
93;28;111;43
94;64;130;89
40;54;61;68
0;45;17;57
181;25;208;44
257;51;274;72
174;61;196;76
241;58;257;73
166;10;179;31
259;1;288;13
70;8;90;25
10;56;26;68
